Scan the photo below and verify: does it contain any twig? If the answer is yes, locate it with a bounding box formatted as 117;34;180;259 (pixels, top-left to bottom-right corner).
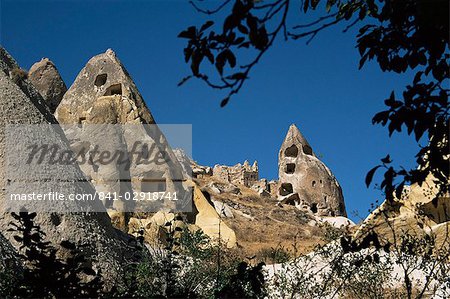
289;18;342;44
292;13;338;29
343;18;359;33
189;0;232;15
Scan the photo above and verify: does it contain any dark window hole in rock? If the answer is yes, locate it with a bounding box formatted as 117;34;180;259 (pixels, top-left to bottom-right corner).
94;73;107;87
285;145;298;157
279;183;293;196
104;83;122;96
285;163;296;174
302;145;313;155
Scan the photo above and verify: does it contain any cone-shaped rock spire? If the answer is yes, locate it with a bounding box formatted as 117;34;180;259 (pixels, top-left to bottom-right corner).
55;49;187;222
28;58;67;113
283;124;314;156
56;48;155;124
278;124;346;217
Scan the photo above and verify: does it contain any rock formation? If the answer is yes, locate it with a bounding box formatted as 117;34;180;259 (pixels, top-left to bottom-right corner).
213;160;259;187
28;58;67;113
128;211;186;247
52;49;236;248
278;124;346;217
192;186;236;248
355;174;449;247
191;161;213;178
55;49;187;223
0;46;143;290
173;148;193;179
56;49;154;125
251;179;271;197
268;180;279;198
127;184;237;248
1;48;53;117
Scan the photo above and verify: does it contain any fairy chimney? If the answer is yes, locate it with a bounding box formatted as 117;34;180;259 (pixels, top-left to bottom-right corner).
55;49;188;218
278;124;346;216
28;58;67;113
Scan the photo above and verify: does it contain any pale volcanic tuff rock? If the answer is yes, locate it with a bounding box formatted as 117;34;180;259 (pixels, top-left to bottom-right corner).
355;174;449;246
191;161;213;178
55;49;187;217
56;49;236;247
56;48;154;125
0;46;144;290
192;186;236;248
28;58;67;113
173;148;193;179
0;47;54;118
278;124;347;217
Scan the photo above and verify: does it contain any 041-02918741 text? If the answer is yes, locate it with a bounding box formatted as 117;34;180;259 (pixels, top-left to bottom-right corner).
97;191;178;201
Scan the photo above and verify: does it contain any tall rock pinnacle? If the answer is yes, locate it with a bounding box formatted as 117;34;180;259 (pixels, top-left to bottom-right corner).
55;49;187;226
278;124;347;217
55;48;155;125
28;58;67;113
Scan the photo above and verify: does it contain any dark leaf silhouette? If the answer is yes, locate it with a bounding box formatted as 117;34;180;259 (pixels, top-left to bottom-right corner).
366;165;381;187
200;20;214;32
221;97;230;107
178;26;196;39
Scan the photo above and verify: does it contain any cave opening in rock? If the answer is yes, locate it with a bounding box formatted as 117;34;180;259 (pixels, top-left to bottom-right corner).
312;180;316;187
310;203;318;214
279;183;293;196
94;73;107;87
283;193;300;205
78;116;86;128
302;144;313;155
285;163;296;174
285;144;298;157
104;83;122;96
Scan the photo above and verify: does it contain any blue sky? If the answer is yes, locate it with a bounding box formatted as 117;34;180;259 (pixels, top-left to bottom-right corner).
1;0;419;221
